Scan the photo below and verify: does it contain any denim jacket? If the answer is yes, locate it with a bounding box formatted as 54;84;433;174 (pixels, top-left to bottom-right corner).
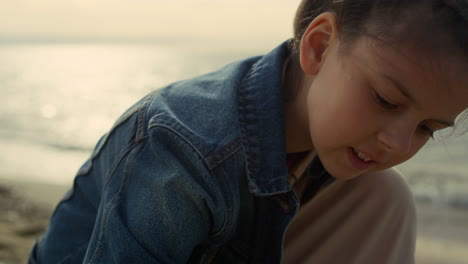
29;41;331;264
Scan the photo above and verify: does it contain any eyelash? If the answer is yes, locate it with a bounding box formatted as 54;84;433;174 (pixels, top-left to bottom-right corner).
373;91;435;138
373;91;398;110
419;124;435;138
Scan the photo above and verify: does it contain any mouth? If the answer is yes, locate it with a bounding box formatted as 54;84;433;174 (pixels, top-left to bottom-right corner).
354;148;372;162
348;147;377;170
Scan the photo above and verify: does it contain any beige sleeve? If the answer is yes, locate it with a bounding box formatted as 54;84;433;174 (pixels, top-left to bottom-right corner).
283;169;416;264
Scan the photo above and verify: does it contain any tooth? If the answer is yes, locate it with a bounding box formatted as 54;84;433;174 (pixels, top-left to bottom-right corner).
357;152;365;160
357;151;370;162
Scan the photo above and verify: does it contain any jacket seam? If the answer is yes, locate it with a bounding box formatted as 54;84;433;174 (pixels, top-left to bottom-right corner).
57;243;88;264
102;143;137;192
147;124;232;246
205;137;243;170
88;143;139;263
90;90;154;163
148;122;212;170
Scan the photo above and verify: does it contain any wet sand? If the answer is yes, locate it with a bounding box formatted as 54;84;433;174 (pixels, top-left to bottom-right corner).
1;179;467;264
0;180;61;264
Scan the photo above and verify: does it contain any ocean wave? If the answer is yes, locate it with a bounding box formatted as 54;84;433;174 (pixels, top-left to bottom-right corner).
0;129;93;152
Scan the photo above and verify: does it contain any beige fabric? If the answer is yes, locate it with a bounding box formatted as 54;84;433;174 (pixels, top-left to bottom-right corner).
288;151;317;186
288;151;317;201
283;169;417;264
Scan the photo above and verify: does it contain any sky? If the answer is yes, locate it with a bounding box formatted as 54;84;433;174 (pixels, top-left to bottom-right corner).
0;0;301;46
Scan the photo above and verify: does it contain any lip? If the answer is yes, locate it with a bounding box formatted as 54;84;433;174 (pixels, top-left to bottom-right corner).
348;147;377;170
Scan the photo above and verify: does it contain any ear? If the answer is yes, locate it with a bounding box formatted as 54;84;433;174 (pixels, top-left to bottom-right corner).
299;12;339;75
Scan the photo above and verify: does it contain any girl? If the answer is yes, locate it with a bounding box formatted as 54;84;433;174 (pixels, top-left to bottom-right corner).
29;0;468;263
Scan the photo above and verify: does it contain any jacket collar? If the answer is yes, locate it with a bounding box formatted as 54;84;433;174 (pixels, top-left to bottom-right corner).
238;40;292;196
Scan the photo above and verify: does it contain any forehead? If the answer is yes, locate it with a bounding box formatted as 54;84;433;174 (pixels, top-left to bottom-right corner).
342;36;468;121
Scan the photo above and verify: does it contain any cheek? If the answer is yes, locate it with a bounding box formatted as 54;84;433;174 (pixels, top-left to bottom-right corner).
305;73;382;144
307;92;365;146
325;97;375;132
387;137;428;167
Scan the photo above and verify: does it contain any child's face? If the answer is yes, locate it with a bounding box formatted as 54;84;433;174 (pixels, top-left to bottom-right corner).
306;36;468;180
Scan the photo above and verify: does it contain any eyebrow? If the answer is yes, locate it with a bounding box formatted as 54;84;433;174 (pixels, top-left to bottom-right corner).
381;73;455;127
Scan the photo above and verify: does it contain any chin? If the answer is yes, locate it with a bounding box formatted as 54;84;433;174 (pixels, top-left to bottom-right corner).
328;171;361;180
320;160;363;180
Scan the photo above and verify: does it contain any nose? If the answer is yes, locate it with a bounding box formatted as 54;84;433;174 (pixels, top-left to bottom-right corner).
377;126;414;155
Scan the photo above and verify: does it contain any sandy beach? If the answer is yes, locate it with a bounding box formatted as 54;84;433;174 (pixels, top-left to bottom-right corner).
0;179;61;264
1;178;468;264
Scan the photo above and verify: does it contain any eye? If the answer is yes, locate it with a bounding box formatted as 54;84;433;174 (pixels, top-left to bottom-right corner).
373;90;398;110
419;124;435;138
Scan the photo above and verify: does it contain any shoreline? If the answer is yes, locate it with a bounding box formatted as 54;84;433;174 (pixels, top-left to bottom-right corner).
1;178;468;264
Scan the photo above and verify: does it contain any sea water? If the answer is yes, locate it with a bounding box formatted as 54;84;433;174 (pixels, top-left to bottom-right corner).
1;42;467;209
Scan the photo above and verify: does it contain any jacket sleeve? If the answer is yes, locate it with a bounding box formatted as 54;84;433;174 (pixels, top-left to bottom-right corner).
83;124;224;263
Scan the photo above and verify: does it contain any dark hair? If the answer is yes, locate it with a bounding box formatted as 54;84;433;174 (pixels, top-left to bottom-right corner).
291;0;468;59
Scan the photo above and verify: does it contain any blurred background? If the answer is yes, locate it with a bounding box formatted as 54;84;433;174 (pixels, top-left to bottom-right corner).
0;0;467;263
